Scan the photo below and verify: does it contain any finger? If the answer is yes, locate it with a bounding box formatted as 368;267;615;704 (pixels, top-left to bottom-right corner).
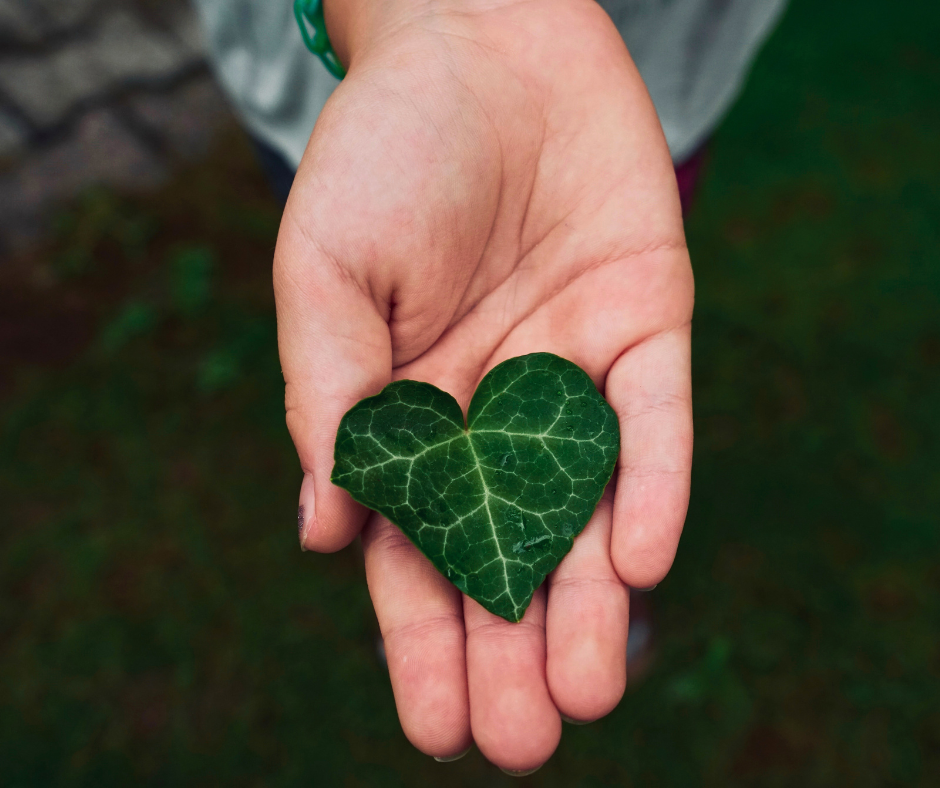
274;216;392;553
546;487;629;722
464;589;561;772
606;323;693;588
361;514;472;758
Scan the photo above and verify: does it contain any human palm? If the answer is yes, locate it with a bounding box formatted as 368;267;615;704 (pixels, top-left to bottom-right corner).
274;0;693;772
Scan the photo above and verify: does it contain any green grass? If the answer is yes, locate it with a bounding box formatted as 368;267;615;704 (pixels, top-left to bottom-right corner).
2;0;939;784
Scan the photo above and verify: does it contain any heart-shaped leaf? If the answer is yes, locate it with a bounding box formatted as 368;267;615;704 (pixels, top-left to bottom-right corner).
331;353;620;622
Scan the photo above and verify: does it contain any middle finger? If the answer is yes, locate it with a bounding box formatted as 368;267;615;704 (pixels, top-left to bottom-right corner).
464;587;562;772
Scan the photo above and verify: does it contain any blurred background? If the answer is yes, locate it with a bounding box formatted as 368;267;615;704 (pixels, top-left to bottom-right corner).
1;0;938;785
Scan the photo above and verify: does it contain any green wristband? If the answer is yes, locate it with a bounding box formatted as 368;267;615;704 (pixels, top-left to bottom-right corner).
294;0;346;79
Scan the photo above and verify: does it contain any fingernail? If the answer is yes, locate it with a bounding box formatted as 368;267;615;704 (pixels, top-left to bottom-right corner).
434;746;471;763
298;473;315;550
501;766;542;777
561;714;590;725
635;584;657;592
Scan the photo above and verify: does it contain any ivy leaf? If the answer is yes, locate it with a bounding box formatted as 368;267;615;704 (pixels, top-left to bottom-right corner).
332;353;620;622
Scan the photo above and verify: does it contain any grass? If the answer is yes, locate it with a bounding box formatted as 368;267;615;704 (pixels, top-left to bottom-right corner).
1;0;939;784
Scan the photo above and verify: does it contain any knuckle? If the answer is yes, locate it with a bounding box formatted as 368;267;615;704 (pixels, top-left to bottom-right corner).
366;520;418;559
284;399;316;472
619;390;691;423
550;574;624;595
466;616;545;642
618;460;687;479
383;613;464;649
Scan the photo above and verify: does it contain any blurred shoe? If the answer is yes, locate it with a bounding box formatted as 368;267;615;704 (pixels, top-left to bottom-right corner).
626;588;657;686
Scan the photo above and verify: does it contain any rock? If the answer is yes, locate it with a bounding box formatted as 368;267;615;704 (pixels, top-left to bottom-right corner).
0;108;166;251
29;0;101;34
0;0;230;256
0;9;200;128
128;76;234;160
93;9;200;83
0;1;47;44
0;109;27;159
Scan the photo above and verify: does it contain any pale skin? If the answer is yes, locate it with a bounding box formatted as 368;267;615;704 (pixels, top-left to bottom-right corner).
274;0;694;773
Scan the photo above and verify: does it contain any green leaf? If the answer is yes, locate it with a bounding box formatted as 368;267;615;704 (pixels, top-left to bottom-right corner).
332;353;620;622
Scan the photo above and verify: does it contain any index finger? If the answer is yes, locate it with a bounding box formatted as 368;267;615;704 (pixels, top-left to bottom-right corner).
275;211;392;553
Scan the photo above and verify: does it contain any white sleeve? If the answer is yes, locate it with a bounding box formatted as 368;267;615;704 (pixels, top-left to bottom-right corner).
600;0;789;162
192;0;787;167
191;0;338;168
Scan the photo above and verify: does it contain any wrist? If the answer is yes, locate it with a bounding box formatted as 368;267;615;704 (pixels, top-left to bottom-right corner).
322;0;421;68
322;0;519;69
320;0;358;68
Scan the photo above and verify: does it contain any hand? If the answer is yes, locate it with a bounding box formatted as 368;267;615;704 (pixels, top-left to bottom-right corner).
274;0;693;771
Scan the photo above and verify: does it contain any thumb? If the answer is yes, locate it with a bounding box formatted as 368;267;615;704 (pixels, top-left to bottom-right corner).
274;217;391;553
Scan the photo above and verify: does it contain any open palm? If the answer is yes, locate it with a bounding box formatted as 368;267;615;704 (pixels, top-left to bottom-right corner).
274;0;693;772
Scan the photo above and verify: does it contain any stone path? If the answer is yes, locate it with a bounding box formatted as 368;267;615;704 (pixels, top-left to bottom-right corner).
0;0;239;255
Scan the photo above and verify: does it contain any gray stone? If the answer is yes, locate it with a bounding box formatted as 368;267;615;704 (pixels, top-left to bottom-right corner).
164;2;207;58
93;9;198;82
0;1;39;42
29;0;102;33
0;109;27;158
0;41;105;127
0;9;201;128
128;76;234;160
0;107;166;250
0;1;45;43
0;0;220;254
